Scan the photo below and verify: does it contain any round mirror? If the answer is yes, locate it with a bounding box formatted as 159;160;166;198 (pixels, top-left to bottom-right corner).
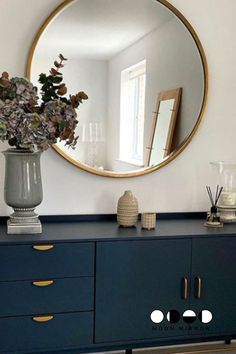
27;0;207;177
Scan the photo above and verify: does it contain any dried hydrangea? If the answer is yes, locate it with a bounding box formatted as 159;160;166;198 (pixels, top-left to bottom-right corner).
0;55;88;151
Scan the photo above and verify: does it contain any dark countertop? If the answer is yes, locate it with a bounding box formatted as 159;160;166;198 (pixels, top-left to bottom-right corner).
0;218;236;245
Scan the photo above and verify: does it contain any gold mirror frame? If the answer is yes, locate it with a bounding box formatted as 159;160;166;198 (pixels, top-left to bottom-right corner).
26;0;208;178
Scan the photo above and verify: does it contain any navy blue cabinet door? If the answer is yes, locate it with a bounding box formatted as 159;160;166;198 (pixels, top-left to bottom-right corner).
191;237;236;336
95;239;191;343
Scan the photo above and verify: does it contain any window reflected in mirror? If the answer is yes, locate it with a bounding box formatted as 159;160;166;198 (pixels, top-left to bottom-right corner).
120;60;146;167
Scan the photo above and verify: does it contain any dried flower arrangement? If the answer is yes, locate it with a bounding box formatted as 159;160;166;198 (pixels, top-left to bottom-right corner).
0;54;88;151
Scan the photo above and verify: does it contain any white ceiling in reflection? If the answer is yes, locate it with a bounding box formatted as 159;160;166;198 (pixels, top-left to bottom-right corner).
37;0;173;60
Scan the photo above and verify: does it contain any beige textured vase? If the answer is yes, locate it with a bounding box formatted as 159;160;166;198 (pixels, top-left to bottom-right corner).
117;190;138;227
141;213;156;230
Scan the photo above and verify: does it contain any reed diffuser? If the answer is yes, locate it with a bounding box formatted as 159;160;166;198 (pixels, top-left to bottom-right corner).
205;185;223;227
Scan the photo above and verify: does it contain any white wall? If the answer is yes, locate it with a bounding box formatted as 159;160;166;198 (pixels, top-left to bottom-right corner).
106;17;204;171
0;0;236;216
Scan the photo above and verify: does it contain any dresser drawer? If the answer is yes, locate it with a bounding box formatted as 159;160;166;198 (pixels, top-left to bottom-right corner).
0;242;94;280
0;277;94;317
0;312;93;353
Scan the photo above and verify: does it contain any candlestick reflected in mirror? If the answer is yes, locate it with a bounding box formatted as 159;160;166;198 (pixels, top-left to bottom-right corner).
81;122;105;169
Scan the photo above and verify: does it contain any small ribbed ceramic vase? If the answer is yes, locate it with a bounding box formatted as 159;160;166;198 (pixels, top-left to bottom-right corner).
117;190;138;227
3;149;43;234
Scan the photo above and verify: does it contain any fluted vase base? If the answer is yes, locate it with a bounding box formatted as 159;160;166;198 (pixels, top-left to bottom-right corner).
7;208;42;234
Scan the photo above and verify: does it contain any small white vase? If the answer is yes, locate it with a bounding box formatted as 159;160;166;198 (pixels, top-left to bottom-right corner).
117;190;138;227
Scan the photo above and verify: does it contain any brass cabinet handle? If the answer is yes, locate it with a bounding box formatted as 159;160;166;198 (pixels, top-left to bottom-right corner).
182;277;188;300
195;276;202;299
32;244;54;251
32;315;54;323
32;280;54;287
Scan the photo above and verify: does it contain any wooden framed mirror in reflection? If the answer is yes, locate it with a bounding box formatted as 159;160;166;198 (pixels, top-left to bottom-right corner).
146;87;182;167
26;0;208;178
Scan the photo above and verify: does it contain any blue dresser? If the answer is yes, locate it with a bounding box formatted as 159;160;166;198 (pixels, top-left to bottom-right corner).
0;217;235;353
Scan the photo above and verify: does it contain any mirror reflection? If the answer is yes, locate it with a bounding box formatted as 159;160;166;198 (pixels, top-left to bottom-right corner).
29;0;206;176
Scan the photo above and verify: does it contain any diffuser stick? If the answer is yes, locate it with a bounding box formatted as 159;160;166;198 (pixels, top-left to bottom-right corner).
215;186;223;206
215;185;219;205
206;186;214;206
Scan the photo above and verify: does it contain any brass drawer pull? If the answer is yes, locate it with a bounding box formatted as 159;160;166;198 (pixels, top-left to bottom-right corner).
32;315;54;323
195;276;202;299
182;277;188;300
32;244;54;251
32;280;54;287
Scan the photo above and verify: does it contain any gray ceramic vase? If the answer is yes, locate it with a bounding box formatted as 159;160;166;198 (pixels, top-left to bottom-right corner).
3;149;43;234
